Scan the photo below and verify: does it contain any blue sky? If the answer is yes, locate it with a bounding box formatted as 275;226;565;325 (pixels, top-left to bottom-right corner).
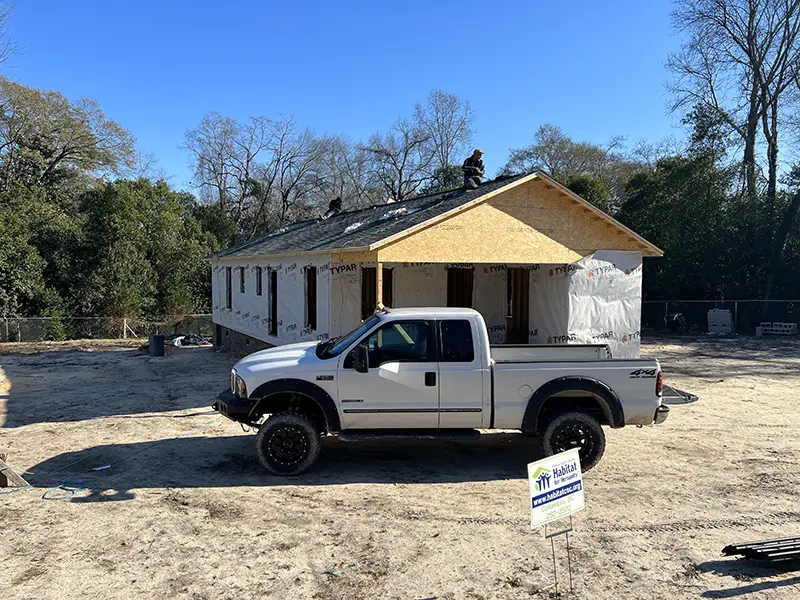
8;0;681;190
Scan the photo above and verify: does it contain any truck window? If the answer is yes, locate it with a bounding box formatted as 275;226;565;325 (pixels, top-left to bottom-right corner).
360;320;431;368
440;319;475;362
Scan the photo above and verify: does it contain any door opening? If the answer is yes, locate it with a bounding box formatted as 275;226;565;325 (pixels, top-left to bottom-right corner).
506;267;530;343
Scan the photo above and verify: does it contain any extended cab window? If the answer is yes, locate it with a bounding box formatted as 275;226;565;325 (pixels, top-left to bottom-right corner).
440;319;475;362
347;320;432;368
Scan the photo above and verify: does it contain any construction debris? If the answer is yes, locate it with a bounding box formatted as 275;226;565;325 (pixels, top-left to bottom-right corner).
0;454;30;489
172;334;212;347
723;536;800;563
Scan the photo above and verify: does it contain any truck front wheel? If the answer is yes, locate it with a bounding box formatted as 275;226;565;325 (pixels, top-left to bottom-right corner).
255;412;321;475
540;411;606;471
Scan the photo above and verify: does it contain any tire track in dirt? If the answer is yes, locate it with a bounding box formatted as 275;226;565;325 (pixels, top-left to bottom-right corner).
446;511;800;534
593;511;800;533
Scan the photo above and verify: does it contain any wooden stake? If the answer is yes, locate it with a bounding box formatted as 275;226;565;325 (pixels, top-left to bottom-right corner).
0;455;29;488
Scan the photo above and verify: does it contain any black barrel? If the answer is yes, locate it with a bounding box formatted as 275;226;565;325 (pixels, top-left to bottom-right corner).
149;334;165;357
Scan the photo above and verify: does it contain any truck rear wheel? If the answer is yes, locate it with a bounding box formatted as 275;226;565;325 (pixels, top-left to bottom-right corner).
255;411;321;475
540;411;605;471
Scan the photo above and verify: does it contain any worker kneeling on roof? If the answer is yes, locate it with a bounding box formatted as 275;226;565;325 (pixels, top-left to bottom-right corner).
462;148;484;189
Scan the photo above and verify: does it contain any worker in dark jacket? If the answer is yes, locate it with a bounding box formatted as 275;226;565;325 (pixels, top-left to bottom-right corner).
462;149;485;189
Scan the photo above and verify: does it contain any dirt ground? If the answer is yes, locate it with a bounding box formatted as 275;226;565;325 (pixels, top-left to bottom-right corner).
1;336;799;600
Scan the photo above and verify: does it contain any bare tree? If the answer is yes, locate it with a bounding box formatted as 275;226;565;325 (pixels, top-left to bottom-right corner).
670;0;800;307
315;135;379;209
364;118;434;201
503;123;638;205
414;90;474;183
183;112;274;228
271;120;325;224
669;0;800;205
0;5;18;67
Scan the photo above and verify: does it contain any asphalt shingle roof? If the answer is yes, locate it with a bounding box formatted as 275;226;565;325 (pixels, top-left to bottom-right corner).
210;174;528;259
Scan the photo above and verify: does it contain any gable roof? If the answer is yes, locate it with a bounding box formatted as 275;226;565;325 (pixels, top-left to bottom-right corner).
210;172;662;260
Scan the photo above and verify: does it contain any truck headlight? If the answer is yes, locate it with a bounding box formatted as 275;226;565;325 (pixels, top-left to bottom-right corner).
234;374;248;398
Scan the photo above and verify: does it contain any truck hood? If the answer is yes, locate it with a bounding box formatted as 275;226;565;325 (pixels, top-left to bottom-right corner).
233;341;323;380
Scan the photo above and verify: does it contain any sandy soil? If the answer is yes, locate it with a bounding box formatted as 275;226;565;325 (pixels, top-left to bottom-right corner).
1;336;799;599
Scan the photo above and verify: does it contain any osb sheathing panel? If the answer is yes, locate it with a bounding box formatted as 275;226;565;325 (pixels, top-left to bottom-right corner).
331;249;377;264
377;179;650;264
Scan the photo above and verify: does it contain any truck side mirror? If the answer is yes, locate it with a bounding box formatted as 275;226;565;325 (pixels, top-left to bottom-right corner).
354;343;369;373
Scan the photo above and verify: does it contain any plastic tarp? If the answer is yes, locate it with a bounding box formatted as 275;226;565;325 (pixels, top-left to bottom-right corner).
566;251;643;359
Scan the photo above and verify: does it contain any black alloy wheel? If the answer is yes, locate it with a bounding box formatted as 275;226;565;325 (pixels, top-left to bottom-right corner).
255;412;321;475
540;411;606;471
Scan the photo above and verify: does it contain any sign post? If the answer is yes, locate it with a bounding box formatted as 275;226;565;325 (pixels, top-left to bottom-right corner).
528;448;584;595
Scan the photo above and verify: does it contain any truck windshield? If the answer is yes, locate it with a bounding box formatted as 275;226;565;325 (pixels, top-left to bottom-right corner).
316;315;381;359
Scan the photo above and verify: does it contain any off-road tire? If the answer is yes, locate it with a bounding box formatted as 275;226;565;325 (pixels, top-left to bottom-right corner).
255;411;321;475
540;411;606;471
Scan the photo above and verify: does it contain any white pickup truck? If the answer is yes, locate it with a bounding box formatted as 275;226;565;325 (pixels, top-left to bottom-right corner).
214;307;669;475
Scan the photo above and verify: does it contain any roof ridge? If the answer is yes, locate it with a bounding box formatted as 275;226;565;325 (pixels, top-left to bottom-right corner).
329;174;524;219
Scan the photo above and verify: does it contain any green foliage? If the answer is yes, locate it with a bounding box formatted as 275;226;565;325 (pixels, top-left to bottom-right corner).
0;79;222;321
419;164;463;194
0;77;135;188
44;312;68;341
74;179;218;318
192;201;238;249
565;175;610;212
616;151;779;300
0;187;48;316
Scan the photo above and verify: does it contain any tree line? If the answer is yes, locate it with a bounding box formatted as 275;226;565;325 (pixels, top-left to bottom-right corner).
2;0;800;333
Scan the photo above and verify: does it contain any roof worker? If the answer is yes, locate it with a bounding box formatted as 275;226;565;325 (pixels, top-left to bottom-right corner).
462;148;485;189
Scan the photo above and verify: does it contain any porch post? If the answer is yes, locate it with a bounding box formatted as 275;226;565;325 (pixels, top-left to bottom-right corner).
376;260;384;308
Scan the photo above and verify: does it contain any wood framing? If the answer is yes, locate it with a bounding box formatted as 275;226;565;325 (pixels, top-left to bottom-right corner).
375;260;384;305
332;249;377;264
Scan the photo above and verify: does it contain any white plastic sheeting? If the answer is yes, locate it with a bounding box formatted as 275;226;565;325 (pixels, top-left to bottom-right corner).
566;251;643;358
212;254;333;344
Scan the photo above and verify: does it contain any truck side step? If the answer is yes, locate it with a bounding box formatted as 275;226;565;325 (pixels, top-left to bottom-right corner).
338;429;481;442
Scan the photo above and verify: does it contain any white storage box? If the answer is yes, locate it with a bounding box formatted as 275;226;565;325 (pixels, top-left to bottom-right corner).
707;309;733;334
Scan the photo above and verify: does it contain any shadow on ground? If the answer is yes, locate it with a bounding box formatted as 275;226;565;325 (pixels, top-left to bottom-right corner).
26;432;541;501
697;558;800;598
0;347;233;428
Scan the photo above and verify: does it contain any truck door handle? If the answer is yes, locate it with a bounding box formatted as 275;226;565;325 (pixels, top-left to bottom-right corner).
425;372;436;386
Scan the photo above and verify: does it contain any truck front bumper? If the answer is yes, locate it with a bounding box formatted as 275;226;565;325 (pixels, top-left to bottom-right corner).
654;404;670;425
212;389;256;423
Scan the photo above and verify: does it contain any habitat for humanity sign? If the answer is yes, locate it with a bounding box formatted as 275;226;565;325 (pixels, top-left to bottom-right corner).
528;449;584;529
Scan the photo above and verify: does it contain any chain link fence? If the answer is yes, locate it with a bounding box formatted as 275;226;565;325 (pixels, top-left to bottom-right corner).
0;314;213;343
642;300;800;334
